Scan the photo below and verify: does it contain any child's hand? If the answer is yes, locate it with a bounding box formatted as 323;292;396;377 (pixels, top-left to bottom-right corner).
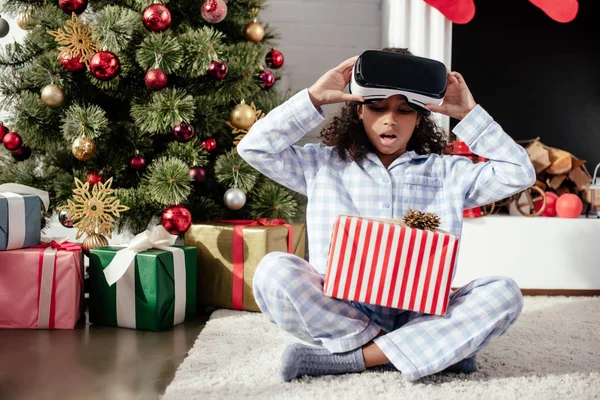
308;56;364;108
425;71;477;120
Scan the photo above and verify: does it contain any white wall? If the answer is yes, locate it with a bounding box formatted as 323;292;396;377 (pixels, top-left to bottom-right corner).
260;0;383;144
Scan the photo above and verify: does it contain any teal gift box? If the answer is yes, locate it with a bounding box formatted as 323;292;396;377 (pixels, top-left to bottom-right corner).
88;246;197;331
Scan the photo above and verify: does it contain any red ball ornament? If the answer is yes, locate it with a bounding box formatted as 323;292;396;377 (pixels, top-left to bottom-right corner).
3;131;22;151
534;192;558;217
173;123;195;143
258;69;275;89
130;154;147;170
190;166;206;184
85;171;103;186
89;51;120;81
142;4;172;32
58;0;88;14
201;0;228;23
556;193;583;218
161;205;192;235
145;68;168;90
265;49;284;69
11;146;31;161
0;123;8;142
208;60;228;80
202;138;217;152
59;52;86;72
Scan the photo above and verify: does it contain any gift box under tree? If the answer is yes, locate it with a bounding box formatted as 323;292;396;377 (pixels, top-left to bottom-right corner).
184;219;306;312
324;211;459;316
0;240;84;329
88;225;197;331
0;184;49;251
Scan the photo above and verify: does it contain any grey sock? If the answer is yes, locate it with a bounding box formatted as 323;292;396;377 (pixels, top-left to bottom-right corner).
280;343;366;382
443;355;478;374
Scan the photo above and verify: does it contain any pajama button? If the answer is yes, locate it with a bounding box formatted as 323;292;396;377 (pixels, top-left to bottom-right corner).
383;203;390;208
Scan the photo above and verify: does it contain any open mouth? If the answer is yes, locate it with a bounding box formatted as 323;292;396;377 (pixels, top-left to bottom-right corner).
379;132;398;143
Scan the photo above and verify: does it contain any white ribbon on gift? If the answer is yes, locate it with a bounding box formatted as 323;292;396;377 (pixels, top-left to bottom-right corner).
0;183;50;250
37;246;57;329
103;225;187;329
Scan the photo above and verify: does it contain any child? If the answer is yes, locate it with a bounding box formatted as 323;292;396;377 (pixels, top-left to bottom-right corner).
237;48;536;382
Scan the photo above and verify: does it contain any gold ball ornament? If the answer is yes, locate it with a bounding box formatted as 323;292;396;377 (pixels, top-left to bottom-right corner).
41;84;64;108
229;101;256;130
72;136;96;161
17;10;34;30
244;20;264;43
81;233;109;257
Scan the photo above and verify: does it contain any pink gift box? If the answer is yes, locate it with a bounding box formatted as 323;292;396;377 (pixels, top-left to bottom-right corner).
0;241;84;329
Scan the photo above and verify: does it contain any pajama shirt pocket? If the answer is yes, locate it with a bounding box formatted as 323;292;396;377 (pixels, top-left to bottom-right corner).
401;174;444;213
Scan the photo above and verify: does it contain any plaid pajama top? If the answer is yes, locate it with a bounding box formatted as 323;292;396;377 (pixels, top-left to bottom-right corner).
237;89;536;275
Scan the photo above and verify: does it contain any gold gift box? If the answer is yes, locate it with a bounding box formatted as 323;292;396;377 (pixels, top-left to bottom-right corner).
184;222;306;312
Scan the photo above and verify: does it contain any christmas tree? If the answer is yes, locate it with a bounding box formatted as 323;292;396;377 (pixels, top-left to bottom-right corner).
0;0;304;238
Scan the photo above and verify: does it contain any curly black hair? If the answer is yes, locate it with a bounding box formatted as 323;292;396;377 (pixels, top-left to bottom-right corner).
319;48;448;163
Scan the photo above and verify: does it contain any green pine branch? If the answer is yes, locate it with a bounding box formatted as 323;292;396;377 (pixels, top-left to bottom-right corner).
130;88;195;134
178;27;224;78
92;6;144;53
136;32;182;73
214;149;259;192
61;103;109;140
143;156;191;205
249;181;297;221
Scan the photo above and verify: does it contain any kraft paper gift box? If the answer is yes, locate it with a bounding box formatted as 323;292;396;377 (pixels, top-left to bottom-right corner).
184;219;306;312
0;183;50;251
0;240;84;329
88;226;197;332
324;215;459;316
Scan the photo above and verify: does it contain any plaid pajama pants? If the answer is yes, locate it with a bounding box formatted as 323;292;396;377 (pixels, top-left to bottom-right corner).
253;251;524;382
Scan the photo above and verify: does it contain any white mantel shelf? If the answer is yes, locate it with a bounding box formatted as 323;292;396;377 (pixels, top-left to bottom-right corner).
454;215;600;292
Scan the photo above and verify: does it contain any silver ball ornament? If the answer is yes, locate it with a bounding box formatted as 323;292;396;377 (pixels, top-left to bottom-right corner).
223;188;246;210
0;16;9;38
58;210;74;228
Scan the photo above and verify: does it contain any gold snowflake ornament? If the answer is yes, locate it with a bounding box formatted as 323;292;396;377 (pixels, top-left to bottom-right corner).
48;12;99;65
58;177;130;239
227;101;266;145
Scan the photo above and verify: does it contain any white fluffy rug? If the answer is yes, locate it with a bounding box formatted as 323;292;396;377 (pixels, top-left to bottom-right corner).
163;297;600;400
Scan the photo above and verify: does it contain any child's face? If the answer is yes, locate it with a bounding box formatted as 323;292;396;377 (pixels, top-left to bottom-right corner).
357;95;421;166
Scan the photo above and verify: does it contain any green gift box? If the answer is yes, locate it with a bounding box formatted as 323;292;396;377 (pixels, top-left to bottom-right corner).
88;246;197;332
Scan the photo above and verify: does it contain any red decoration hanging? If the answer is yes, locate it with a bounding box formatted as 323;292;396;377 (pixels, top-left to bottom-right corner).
208;60;228;80
423;0;578;24
142;4;172;32
172;124;195;143
89;51;120;81
58;0;88;15
0;123;8;142
3;131;22;151
130;154;147;170
258;69;275;89
202;138;217;152
265;49;284;69
59;52;86;72
189;166;206;184
85;171;103;186
145;68;168;90
161;205;192;235
201;0;228;23
528;0;579;23
11;146;31;161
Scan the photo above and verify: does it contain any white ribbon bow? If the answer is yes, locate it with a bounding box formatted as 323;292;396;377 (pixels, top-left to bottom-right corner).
0;183;50;250
103;225;187;329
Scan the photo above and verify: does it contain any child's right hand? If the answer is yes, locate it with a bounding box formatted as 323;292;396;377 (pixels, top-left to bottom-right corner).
308;56;364;109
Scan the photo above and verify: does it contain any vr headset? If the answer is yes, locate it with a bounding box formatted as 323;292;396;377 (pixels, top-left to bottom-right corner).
349;50;447;116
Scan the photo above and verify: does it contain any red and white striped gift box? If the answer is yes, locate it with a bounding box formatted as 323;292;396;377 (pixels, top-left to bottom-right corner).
323;215;459;316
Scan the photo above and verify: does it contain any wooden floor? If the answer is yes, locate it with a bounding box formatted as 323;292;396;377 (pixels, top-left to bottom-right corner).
0;306;213;400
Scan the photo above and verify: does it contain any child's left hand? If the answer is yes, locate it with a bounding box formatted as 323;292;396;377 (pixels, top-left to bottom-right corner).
425;71;477;120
